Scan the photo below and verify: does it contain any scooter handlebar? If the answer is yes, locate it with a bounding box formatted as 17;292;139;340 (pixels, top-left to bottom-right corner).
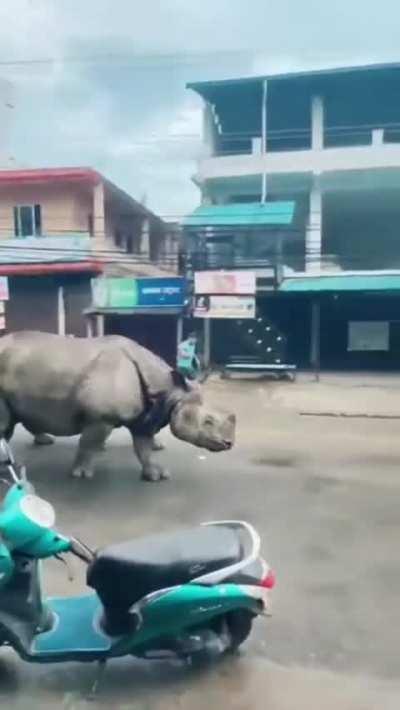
19;529;72;558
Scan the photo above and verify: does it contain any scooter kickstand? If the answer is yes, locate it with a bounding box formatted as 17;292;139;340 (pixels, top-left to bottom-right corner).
88;659;107;701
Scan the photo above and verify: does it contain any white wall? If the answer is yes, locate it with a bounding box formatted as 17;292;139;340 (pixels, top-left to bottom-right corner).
197;143;400;184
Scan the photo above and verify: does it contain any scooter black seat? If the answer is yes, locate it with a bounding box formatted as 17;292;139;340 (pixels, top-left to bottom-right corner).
87;526;242;613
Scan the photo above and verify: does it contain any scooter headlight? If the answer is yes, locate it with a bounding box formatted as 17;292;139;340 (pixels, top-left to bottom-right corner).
19;495;55;529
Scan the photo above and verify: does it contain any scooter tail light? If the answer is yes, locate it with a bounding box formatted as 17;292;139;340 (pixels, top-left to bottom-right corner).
260;568;276;589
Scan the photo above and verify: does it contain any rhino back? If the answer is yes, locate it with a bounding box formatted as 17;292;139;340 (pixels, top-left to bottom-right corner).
0;332;100;396
0;331;177;435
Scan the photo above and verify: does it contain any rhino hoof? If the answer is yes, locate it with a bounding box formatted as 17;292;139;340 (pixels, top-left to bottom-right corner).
141;464;170;482
33;433;54;446
71;467;95;480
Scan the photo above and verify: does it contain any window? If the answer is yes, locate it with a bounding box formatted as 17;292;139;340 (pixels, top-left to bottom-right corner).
13;204;42;237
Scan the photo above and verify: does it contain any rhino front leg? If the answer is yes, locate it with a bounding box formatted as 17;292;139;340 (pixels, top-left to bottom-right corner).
132;434;170;482
72;422;113;480
152;436;165;451
0;398;16;441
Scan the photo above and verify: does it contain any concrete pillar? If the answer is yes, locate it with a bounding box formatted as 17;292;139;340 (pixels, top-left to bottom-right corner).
96;314;105;337
311;96;324;150
141;218;150;258
201;190;213;206
93;181;105;239
176;316;183;364
261;79;268;203
57;286;66;336
203;102;216;157
164;231;176;266
372;128;384;145
310;299;321;382
203;318;211;368
86;316;94;338
305;178;322;273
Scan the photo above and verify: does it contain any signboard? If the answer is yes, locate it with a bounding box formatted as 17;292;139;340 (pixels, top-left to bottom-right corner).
0;277;8;300
194;295;255;319
348;321;389;351
194;271;256;295
0;237;91;264
92;277;186;310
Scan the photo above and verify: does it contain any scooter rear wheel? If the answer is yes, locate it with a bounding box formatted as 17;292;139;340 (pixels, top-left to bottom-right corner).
224;609;254;651
186;611;254;668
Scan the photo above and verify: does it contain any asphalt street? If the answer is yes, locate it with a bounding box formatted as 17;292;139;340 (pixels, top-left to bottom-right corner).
0;376;399;709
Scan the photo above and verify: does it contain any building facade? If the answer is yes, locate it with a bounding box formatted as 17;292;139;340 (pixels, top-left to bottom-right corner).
186;63;400;370
0;167;181;360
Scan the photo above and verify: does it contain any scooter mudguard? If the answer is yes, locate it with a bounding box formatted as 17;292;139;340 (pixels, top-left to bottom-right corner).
115;582;260;656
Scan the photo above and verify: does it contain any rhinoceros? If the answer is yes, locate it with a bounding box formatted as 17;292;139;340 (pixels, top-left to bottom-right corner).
0;331;235;482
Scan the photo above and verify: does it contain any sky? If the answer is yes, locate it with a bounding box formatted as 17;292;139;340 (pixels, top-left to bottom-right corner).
0;0;399;220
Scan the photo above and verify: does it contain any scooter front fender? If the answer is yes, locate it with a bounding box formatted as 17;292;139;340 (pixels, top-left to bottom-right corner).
115;583;262;655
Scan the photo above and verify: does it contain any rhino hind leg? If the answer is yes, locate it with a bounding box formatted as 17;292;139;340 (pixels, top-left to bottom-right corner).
32;433;55;446
132;434;170;482
72;422;114;480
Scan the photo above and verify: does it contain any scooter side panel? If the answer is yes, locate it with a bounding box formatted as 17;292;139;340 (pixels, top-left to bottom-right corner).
115;583;259;655
31;594;112;657
30;584;261;660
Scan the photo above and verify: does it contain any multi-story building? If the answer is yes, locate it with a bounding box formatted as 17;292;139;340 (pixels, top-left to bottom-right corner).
0;167;183;362
186;63;400;370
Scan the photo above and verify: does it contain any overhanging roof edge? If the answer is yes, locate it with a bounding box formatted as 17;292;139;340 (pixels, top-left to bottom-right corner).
187;61;400;99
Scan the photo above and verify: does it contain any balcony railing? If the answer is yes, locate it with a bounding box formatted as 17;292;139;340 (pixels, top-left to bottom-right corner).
182;250;304;277
212;123;400;158
181;250;400;276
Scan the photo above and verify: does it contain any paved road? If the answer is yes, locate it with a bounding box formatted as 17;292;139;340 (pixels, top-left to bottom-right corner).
0;377;399;709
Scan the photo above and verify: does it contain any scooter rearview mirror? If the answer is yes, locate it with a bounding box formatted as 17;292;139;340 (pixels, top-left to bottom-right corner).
0;439;13;465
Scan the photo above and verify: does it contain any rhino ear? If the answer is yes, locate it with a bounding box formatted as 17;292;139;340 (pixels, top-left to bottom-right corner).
171;369;190;391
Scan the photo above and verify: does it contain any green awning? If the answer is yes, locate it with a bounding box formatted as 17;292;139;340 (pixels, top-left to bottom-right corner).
183;201;295;228
280;274;400;293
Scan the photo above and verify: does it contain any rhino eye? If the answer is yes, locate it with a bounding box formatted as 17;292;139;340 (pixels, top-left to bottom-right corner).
204;416;214;426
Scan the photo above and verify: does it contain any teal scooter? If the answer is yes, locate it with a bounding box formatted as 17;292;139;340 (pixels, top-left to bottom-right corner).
0;439;275;689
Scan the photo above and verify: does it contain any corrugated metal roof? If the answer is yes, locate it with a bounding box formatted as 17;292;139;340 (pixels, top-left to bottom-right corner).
0;167;100;184
184;202;295;227
280;274;400;293
187;62;400;96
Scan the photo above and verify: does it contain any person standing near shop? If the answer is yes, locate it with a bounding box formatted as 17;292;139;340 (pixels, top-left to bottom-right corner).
177;332;201;379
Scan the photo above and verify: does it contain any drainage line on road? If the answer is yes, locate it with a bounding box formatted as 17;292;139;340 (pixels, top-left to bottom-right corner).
300;412;400;419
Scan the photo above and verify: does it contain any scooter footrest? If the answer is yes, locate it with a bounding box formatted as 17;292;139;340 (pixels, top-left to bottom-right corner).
32;594;111;656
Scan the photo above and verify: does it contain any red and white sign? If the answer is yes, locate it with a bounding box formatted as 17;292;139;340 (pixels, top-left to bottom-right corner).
194;271;256;295
194;295;255;319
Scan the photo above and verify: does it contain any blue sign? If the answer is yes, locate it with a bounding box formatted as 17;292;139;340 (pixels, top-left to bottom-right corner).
137;277;186;308
92;277;187;309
